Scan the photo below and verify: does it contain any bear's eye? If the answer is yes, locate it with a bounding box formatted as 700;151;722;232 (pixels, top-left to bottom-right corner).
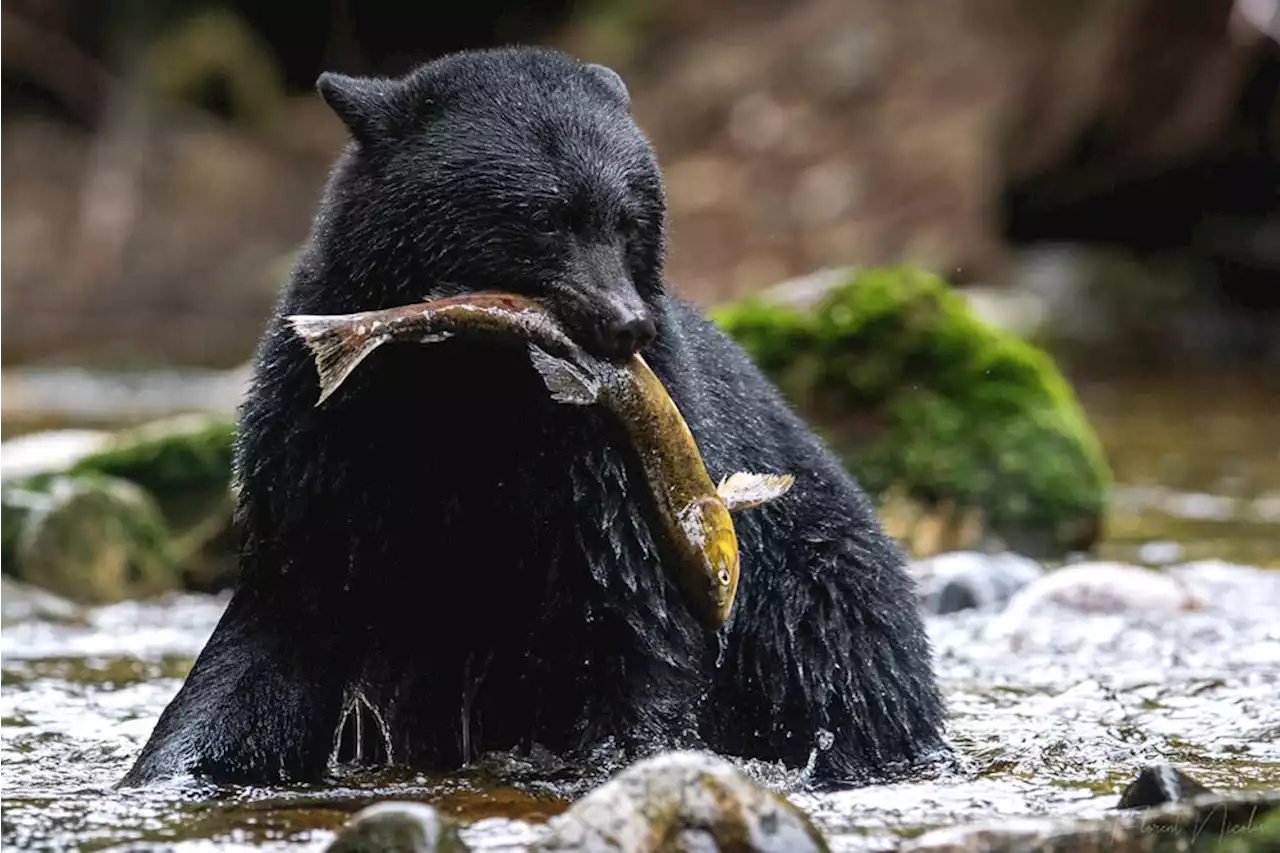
529;210;560;238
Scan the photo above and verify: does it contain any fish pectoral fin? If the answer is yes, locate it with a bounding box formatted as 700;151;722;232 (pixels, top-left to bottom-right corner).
527;344;600;406
717;472;797;512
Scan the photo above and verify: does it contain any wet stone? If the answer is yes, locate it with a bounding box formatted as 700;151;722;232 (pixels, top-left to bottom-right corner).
534;750;830;853
995;562;1201;624
325;802;471;853
911;551;1044;614
1117;765;1215;810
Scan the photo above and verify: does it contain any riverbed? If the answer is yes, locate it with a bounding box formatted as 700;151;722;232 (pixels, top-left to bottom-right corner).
2;374;1278;851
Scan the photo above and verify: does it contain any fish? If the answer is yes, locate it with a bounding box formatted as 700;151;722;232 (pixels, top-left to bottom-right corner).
284;293;796;628
282;292;581;406
525;345;796;626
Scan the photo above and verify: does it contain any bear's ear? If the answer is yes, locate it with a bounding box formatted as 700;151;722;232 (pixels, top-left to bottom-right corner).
584;63;630;108
317;71;404;144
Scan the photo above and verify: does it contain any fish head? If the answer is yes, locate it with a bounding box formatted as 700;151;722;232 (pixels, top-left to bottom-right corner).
692;497;740;627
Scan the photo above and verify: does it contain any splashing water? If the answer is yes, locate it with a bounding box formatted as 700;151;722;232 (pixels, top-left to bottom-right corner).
3;557;1278;851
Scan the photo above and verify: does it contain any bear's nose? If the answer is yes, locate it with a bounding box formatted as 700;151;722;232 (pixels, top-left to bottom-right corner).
597;311;656;362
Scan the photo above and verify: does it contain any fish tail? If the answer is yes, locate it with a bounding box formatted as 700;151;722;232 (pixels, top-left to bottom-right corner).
284;314;387;406
526;344;601;406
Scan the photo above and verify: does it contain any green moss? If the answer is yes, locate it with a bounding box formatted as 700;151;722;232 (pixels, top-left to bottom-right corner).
2;488;29;573
712;266;1112;556
67;414;235;530
6;474;177;603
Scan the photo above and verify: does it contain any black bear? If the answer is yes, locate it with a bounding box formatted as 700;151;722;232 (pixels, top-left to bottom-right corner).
120;46;946;788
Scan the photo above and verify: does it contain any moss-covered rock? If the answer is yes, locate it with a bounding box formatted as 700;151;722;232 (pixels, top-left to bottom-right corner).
711;266;1111;558
2;474;175;603
65;414;236;531
1;414;238;598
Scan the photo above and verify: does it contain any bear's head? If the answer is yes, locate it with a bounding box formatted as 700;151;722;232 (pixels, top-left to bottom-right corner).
313;47;667;364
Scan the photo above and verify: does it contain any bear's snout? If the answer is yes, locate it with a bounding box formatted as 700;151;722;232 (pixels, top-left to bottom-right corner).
594;306;656;363
561;239;656;362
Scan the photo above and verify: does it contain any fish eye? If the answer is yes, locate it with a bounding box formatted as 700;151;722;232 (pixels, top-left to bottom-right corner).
717;569;731;585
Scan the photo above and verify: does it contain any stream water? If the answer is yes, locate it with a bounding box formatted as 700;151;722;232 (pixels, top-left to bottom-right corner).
2;374;1278;852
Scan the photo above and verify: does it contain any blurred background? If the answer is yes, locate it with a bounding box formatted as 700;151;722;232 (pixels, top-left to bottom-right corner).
3;0;1278;373
2;1;1279;515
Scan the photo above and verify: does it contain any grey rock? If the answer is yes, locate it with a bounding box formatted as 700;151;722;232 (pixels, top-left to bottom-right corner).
535;750;829;853
912;551;1044;614
324;802;470;853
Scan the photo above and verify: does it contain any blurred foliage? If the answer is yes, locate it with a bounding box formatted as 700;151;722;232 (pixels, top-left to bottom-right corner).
141;8;286;129
555;0;670;70
713;267;1113;557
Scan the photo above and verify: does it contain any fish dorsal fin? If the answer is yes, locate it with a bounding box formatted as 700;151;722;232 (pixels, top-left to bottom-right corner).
717;472;796;512
526;344;601;406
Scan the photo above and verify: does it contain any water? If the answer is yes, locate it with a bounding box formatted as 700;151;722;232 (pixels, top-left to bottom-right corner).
1083;375;1280;570
3;375;1279;851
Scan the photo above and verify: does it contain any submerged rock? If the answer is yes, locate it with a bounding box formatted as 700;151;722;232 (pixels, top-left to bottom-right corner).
712;266;1111;560
324;802;470;853
536;751;828;853
911;551;1044;614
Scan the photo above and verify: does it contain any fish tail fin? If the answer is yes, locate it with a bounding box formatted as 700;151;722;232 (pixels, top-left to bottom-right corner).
526;344;600;406
284;314;385;407
717;472;796;512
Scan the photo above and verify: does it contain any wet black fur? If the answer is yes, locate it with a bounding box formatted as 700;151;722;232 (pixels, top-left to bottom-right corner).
120;46;946;789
